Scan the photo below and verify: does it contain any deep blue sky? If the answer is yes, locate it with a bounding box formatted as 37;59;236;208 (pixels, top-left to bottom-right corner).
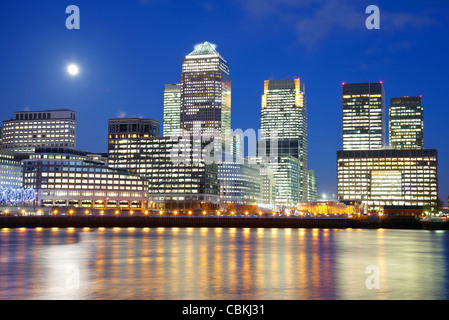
1;0;448;204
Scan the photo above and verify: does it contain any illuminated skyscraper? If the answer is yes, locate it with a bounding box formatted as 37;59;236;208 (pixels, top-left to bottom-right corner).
342;82;385;150
389;96;424;150
163;83;181;137
180;41;231;140
259;78;308;203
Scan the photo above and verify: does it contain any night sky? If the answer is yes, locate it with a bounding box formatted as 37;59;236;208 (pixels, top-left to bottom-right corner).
1;0;448;204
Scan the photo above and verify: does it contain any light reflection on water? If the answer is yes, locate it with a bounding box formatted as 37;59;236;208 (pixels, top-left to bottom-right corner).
0;227;448;300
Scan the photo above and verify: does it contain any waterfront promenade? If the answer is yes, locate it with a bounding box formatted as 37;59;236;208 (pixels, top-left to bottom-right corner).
0;215;447;230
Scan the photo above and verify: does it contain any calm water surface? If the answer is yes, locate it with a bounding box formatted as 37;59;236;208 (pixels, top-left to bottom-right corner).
0;227;448;300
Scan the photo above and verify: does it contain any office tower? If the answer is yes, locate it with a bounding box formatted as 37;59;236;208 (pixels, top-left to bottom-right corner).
389;96;424;150
107;117;219;212
2;109;77;153
180;41;231;140
308;169;317;201
337;149;438;209
107;118;160;173
0;126;3;149
259;78;308;203
163;83;181;137
143;136;219;212
342;82;385;150
23;147;149;211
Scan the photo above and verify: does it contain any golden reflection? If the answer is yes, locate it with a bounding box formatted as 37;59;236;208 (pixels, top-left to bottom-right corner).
142;227;150;232
157;227;165;232
19;227;26;232
51;227;58;231
35;227;43;231
113;227;120;232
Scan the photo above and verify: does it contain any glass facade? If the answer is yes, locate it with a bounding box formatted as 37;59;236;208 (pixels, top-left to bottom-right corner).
23;147;148;210
180;41;231;141
389;96;424;150
0;151;23;189
337;149;438;209
342;83;385;150
107;118;160;174
218;158;261;205
142;136;219;211
163;83;181;137
259;78;308;202
2;109;77;153
308;169;317;201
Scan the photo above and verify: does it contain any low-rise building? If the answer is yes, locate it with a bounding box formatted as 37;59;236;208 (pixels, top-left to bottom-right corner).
22;147;148;211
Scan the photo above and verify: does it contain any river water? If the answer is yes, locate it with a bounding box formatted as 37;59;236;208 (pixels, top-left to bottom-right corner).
0;227;448;300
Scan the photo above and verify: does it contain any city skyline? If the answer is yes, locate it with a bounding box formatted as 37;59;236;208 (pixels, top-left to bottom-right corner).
1;1;448;205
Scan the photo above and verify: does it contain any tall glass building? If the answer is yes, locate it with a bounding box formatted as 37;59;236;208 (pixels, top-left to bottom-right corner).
389;96;424;150
342;82;385;150
180;41;231;141
163;83;181;137
259;78;308;203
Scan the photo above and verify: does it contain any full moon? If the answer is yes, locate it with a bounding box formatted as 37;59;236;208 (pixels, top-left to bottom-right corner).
67;64;80;76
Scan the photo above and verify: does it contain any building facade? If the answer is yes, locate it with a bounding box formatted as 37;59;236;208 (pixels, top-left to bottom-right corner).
0;151;23;189
142;136;219;212
337;149;438;210
259;78;308;202
2;109;77;153
107;117;160;173
163;83;181;137
389;96;424;150
22;147;149;211
180;41;231;141
308;169;317;202
218;157;261;205
342;82;385;150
